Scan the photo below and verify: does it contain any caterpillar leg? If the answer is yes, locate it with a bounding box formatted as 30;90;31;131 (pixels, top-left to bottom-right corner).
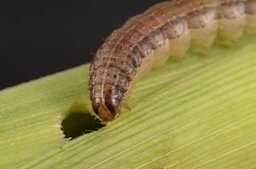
218;1;246;47
163;17;191;61
188;7;218;55
149;29;171;68
246;0;256;35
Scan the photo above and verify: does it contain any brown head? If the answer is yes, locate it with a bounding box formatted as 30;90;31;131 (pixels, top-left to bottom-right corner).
91;88;124;122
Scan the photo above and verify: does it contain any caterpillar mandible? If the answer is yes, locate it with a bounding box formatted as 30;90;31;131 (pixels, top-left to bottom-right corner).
89;0;256;122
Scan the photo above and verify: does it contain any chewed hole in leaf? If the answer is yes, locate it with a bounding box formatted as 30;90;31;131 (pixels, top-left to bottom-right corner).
61;112;105;140
61;102;105;140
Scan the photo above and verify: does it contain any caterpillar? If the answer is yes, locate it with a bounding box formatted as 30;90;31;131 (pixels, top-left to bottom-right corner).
89;0;256;122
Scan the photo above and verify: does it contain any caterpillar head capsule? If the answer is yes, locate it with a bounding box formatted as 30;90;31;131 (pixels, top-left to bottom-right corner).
92;88;123;122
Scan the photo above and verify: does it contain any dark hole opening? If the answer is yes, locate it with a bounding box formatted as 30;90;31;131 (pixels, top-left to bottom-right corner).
61;112;105;140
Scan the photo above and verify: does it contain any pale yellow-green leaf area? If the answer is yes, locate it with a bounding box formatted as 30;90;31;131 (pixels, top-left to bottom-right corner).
1;36;256;169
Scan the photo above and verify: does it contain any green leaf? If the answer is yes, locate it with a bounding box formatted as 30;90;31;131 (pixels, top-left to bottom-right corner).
1;35;256;169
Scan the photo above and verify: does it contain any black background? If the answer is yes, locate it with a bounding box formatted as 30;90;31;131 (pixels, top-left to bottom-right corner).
0;0;164;90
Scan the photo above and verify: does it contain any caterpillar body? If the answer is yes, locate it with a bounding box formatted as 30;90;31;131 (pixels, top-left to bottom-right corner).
89;0;256;122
